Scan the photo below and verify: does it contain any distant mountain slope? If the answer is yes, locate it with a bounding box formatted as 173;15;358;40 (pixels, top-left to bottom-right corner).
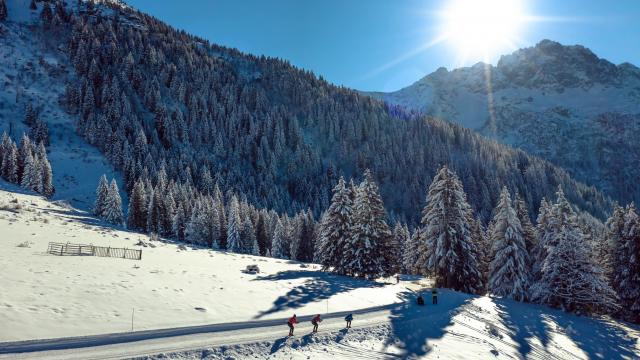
0;5;124;209
0;1;611;225
367;40;640;206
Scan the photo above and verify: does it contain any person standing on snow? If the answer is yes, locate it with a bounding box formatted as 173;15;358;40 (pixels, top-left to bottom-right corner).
311;314;322;333
432;288;438;305
287;314;298;336
344;313;353;328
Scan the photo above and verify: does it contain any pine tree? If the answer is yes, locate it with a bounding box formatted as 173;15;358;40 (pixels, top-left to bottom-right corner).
20;150;40;192
343;170;390;279
604;205;625;281
271;218;288;259
295;210;315;262
241;215;257;254
403;227;420;274
390;222;407;275
531;198;552;281
227;195;242;253
471;216;489;284
40;154;54;197
103;180;124;225
172;204;187;241
0;0;8;21
127;180;147;231
1;140;18;183
531;188;617;315
256;212;269;256
609;204;640;323
317;177;353;274
416;166;483;294
488;187;530;301
93;175;109;217
515;193;537;256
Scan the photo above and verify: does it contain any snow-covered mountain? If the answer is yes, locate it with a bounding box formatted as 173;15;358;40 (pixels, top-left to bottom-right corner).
367;40;640;206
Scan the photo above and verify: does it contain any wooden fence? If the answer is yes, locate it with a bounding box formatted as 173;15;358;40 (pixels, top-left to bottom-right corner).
47;242;142;260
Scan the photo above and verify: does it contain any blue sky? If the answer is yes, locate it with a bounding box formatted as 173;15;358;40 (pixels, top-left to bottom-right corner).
126;0;640;92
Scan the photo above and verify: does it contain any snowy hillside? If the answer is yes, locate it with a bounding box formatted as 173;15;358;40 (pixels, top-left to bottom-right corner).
0;183;638;359
367;40;640;207
0;1;124;209
0;182;404;342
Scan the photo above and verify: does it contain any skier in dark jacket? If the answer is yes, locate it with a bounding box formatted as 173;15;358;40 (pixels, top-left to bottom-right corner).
345;313;353;328
287;314;298;336
417;294;425;306
432;288;438;305
311;314;322;333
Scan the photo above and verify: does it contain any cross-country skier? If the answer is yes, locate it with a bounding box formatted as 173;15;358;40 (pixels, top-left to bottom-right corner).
311;314;322;333
432;288;438;305
287;314;298;336
345;313;353;328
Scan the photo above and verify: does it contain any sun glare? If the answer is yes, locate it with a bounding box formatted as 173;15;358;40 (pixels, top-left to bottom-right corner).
440;0;527;63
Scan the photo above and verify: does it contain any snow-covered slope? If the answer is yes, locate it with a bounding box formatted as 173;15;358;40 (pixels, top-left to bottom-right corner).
0;183;405;342
367;40;640;206
0;5;124;209
0;183;638;359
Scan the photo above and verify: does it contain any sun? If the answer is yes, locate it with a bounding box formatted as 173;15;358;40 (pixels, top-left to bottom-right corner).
440;0;527;63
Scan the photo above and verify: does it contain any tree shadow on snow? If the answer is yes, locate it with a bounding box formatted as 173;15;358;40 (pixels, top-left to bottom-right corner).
549;312;640;360
386;290;471;359
252;270;383;319
494;299;552;358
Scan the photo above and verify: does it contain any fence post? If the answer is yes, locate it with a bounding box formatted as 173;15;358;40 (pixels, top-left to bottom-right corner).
107;247;111;257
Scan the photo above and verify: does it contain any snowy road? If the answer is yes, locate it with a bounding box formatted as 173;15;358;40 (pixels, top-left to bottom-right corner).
0;304;397;360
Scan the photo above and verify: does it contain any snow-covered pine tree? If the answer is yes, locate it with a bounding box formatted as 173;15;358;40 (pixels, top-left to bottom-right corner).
295;210;315;262
255;211;269;256
515;193;537;256
241;215;257;254
102;179;124;225
531;188;617;315
317;177;353;274
227;195;242;253
186;200;208;245
40;154;54;197
146;187;162;234
610;204;640;323
127;180;147;231
531;198;552;281
488;187;530;301
471;216;489;284
172;204;187;241
390;222;407;275
343;170;390;279
271;218;288;259
93;175;109;217
416;166;483;294
20;150;39;191
1;140;18;183
603;205;625;281
403;227;420;274
0;0;7;21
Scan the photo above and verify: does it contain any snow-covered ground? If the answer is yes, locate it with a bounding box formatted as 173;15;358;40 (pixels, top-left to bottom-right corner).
1;183;638;359
0;182;405;342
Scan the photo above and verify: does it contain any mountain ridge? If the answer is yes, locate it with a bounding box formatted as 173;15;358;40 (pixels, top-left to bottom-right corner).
366;40;640;206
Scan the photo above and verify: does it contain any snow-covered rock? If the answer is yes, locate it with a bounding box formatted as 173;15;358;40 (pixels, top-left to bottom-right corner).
366;40;640;206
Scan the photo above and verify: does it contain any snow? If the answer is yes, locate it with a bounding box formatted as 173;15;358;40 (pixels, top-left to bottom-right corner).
0;17;125;210
0;183;638;359
0;183;405;342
